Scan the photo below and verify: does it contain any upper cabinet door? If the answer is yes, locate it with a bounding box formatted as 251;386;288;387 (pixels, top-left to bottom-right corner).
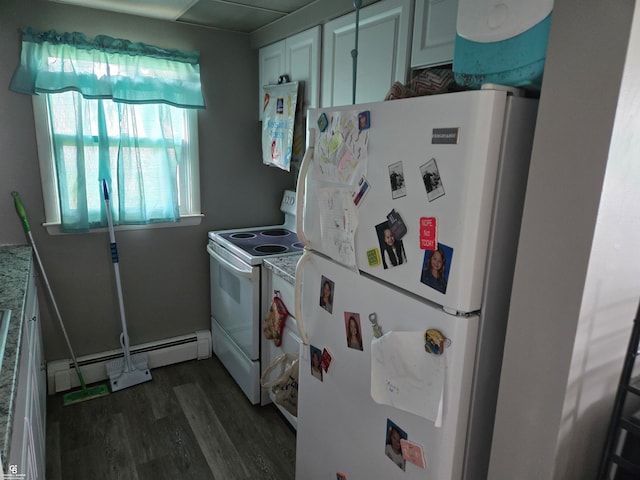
258;40;285;120
411;0;459;68
258;26;321;121
321;0;413;107
285;26;321;117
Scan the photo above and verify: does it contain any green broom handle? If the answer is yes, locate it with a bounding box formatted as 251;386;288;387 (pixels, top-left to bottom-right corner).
12;191;31;234
11;191;88;392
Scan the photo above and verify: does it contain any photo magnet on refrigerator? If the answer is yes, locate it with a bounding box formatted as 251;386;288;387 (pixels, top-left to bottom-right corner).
358;110;370;130
375;221;407;270
320;348;333;372
310;344;324;381
385;419;408;471
386;209;407;240
352;175;370;207
419;216;437;250
366;247;381;267
400;439;426;469
424;328;450;355
344;313;364;351
319;275;335;313
388;161;406;199
317;112;329;132
420;158;445;202
420;243;453;294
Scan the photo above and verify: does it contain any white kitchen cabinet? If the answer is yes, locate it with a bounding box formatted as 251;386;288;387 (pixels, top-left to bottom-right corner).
258;26;321;120
8;261;46;479
321;0;413;107
411;0;459;68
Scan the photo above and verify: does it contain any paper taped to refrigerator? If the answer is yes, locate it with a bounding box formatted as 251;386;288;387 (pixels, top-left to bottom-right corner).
371;331;444;425
317;187;358;268
313;110;369;185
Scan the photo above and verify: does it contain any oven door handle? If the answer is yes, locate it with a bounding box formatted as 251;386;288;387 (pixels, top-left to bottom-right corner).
207;245;254;278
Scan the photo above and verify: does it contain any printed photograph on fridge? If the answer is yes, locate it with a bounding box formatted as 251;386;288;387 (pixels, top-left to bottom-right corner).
310;345;324;381
385;419;407;471
420;158;445;202
420;244;453;294
319;276;334;313
388;161;406;199
344;313;364;351
375;221;407;269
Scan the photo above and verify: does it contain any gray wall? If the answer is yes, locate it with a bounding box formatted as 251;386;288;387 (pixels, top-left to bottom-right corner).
489;0;640;479
0;0;294;360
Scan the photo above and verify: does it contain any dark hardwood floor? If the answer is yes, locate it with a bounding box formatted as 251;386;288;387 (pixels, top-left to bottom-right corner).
45;356;296;480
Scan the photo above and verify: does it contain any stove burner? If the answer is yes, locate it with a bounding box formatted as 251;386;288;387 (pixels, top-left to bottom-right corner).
255;244;288;254
260;229;291;237
214;225;301;261
230;232;257;239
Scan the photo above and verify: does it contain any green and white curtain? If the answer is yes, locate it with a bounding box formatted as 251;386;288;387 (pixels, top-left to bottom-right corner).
10;27;205;231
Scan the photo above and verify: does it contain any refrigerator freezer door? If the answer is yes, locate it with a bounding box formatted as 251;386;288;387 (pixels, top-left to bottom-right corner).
295;253;479;480
301;89;536;314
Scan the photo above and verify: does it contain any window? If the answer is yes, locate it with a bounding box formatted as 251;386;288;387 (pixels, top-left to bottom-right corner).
10;27;205;233
33;92;201;234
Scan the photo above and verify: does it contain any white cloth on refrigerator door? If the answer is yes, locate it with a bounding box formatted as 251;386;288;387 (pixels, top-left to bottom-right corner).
371;331;444;426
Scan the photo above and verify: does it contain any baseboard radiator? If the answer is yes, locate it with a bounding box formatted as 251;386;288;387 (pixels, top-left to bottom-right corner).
46;330;212;395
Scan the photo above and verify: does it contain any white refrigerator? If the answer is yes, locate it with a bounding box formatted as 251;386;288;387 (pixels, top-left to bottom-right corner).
294;89;538;479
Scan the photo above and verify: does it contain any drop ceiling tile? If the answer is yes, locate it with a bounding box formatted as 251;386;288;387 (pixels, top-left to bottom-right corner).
229;0;316;14
49;0;197;20
178;0;285;32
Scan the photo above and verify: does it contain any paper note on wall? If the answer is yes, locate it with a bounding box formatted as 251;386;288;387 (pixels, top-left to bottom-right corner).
317;187;359;269
371;331;444;425
314;111;369;185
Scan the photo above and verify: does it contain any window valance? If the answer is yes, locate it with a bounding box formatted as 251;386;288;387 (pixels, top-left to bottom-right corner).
9;27;205;109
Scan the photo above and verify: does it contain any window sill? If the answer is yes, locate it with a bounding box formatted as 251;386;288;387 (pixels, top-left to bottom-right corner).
43;214;203;235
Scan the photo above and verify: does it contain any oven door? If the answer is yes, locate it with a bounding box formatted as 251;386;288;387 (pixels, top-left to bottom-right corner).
208;242;260;361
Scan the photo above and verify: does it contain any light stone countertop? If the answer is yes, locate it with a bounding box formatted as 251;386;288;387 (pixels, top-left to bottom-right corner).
263;253;302;286
0;245;32;471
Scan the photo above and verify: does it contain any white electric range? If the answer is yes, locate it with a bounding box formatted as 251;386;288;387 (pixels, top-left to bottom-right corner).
206;190;303;404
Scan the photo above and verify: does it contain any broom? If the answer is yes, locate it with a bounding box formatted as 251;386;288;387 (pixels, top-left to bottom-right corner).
11;192;110;406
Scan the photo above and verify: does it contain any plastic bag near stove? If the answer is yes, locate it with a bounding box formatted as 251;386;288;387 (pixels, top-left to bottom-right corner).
262;81;301;171
261;352;299;416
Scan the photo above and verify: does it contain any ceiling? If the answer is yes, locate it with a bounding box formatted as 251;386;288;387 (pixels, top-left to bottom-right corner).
48;0;320;34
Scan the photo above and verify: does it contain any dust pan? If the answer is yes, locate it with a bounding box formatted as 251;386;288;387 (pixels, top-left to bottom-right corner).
106;349;151;391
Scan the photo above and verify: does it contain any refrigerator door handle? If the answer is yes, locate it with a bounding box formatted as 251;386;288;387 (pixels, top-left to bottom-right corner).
295;139;314;249
294;250;311;345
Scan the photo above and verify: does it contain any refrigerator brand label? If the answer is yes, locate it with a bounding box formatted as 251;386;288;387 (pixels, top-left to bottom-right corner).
431;128;459;144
